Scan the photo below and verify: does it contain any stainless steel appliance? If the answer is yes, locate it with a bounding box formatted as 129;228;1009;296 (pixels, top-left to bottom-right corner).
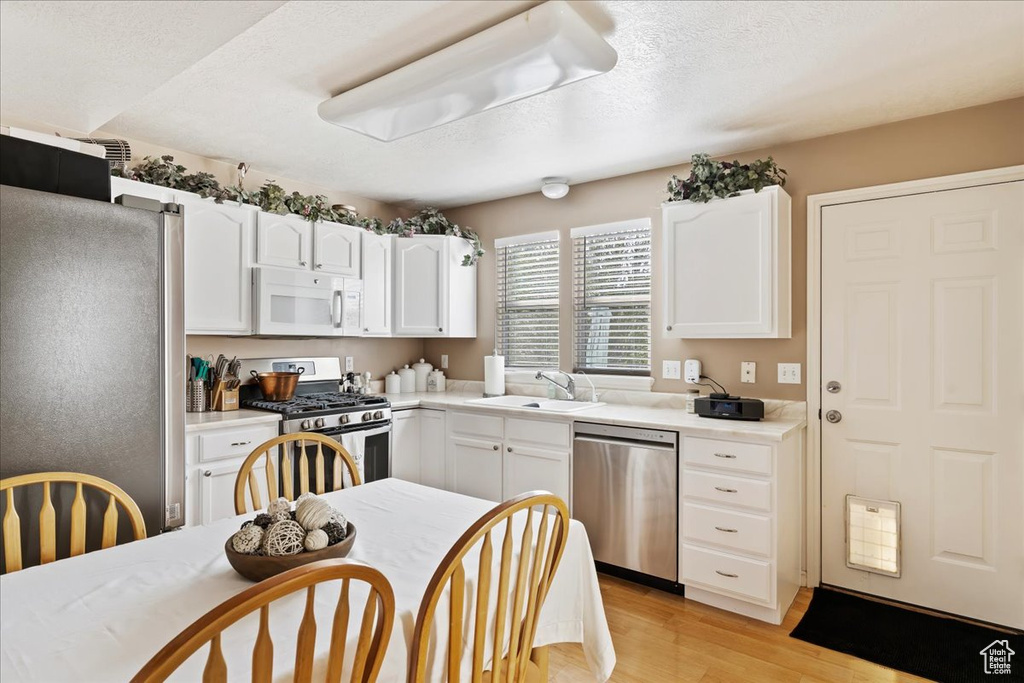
252;267;363;336
0;185;185;538
239;358;390;484
572;422;678;583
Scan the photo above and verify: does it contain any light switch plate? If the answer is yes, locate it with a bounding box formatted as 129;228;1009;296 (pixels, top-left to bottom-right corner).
662;360;681;380
345;356;354;372
441;354;449;369
741;361;756;384
778;363;801;384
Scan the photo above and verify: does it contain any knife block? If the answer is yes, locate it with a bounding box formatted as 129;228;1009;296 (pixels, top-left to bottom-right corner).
212;384;239;411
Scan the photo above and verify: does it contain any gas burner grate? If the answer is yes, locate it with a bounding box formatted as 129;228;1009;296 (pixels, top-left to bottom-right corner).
243;392;389;415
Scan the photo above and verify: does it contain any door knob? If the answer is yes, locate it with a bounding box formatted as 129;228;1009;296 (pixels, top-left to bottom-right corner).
826;410;842;423
203;470;212;477
826;380;842;394
492;445;499;451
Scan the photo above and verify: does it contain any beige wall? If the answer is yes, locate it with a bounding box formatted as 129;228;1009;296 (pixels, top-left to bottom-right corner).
425;97;1024;400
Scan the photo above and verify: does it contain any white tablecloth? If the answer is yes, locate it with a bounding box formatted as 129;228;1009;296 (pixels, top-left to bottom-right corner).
0;479;615;682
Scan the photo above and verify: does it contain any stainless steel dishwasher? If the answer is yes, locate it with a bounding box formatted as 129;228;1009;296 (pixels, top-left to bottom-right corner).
572;422;678;583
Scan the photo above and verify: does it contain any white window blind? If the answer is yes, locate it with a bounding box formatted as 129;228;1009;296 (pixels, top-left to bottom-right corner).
496;232;560;368
572;220;651;375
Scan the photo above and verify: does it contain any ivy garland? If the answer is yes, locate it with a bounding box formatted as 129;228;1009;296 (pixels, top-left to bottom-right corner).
113;156;483;265
667;153;787;203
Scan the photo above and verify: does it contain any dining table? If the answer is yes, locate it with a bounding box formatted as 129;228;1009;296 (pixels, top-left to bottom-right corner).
0;478;615;682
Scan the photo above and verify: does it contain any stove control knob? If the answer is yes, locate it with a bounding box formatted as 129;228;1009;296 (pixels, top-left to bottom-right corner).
314;418;325;429
300;419;312;430
373;410;383;420
340;414;350;425
362;412;372;422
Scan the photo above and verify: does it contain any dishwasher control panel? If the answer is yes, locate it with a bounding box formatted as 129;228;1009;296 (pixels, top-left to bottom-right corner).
573;421;678;446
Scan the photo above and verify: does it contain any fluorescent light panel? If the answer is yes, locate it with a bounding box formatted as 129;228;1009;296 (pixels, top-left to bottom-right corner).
317;1;617;142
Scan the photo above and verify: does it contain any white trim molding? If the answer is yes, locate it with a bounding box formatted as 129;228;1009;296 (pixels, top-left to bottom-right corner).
804;164;1024;588
493;229;560;248
569;217;651;238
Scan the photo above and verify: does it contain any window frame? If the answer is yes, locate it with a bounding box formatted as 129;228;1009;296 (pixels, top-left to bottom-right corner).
494;230;561;370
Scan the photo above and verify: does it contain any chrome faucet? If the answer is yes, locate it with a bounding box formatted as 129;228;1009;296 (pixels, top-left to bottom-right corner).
535;370;576;401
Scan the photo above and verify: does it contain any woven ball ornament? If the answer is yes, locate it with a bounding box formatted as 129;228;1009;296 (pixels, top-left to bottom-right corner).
322;521;347;545
252;513;273;529
328;508;348;528
295;492;317;507
267;497;291;517
295;496;333;531
231;525;264;555
303;528;329;552
263;520;305;556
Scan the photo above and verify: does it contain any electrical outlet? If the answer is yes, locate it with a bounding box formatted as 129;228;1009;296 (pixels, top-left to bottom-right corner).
684;359;701;384
778;363;802;384
662;360;681;380
441;354;448;369
741;361;756;384
344;356;354;372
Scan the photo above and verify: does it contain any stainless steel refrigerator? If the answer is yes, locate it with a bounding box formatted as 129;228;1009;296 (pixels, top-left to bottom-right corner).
0;184;185;543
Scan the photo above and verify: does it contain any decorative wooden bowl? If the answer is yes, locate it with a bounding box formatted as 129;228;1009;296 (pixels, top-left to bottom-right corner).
225;522;356;582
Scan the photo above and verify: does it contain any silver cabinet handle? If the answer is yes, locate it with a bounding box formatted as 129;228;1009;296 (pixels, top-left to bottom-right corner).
714;453;736;459
714;486;738;493
230;441;251;447
714;526;738;533
203;470;212;477
666;325;672;331
363;328;369;332
315;263;323;269
715;570;739;578
299;261;308;267
507;447;513;452
492;445;499;451
438;327;443;332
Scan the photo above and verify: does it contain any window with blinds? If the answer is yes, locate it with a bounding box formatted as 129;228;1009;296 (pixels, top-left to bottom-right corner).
572;219;652;375
495;231;560;368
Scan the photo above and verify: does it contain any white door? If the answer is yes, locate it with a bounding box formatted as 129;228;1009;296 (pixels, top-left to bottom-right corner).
821;181;1023;627
503;443;569;503
447;435;502;501
314;221;361;277
419;409;447;489
180;198;254;334
394;237;448;336
199;462;266;525
257;212;312;270
391;409;421;483
361;233;392;336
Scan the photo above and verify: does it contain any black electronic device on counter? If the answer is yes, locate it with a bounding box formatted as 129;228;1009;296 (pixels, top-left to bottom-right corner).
695;395;765;421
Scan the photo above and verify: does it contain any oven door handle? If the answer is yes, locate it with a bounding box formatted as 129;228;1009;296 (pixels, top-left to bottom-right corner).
319;423;391;439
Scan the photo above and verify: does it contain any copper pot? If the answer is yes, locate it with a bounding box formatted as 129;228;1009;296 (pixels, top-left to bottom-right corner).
249;368;304;401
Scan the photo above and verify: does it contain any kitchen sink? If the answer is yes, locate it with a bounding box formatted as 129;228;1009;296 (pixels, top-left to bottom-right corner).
464;395;605;412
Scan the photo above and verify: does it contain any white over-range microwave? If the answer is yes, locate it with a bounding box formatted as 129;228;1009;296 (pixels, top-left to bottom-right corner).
253;266;363;336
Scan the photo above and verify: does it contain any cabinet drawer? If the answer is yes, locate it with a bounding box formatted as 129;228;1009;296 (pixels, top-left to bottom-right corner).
506;418;570;450
681;544;772;603
683;470;771;512
449;411;504;440
682;502;771;557
198;424;278;464
683;436;771;475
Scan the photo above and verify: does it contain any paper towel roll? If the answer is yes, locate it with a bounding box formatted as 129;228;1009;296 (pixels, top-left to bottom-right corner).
484;354;505;397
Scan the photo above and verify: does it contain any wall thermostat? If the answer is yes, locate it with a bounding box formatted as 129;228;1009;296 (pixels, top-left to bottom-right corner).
684;359;701;384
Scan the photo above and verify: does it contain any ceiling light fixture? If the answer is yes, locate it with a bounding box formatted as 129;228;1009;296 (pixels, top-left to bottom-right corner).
541;177;570;199
317;1;617;142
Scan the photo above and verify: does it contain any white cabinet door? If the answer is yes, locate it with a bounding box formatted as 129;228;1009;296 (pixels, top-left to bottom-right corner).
110;177;176;203
361;233;392;336
394;236;448;336
448;435;502;501
419;409;447;489
391;409;421;483
314;221;362;277
198;461;266;525
503;443;569;503
663;186;790;338
257;212;312;270
180;198;255;334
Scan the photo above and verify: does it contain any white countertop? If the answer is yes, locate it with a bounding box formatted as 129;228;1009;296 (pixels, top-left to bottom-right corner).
185;409;281;432
383;391;806;442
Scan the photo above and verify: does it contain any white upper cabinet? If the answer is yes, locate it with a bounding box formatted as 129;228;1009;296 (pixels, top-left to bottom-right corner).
663;186;791;338
256;212;312;270
361;233;392;336
314;221;362;277
393;235;476;337
179;197;255;335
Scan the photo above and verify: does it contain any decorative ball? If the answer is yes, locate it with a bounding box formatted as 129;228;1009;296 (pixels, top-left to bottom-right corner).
295;492;317;507
263;520;305;557
322;521;347;545
295;496;333;531
240;519;252;530
328;508;347;528
270;509;291;523
231;525;264;555
267;497;291;517
303;528;329;552
252;513;273;529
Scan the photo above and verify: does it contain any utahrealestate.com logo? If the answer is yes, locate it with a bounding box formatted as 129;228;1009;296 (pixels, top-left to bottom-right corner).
980;640;1015;675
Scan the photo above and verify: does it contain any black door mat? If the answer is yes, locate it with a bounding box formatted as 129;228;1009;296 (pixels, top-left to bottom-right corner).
790;587;1022;682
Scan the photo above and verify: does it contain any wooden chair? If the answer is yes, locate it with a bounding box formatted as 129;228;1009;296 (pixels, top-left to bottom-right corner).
235;433;362;515
408;491;570;683
1;471;146;574
132;559;395;683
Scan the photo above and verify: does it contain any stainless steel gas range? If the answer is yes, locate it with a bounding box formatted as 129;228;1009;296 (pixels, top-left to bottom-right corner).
238;357;391;484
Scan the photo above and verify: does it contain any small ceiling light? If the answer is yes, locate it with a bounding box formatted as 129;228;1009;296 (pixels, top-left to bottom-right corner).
541;177;570;199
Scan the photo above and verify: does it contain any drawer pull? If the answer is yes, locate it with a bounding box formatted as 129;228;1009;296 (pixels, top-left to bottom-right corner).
230;441;251;447
714;526;738;533
714;486;738;493
715;570;739;578
714;452;737;459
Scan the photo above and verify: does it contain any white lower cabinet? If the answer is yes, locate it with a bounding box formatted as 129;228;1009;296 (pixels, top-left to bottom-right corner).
448;435;503;501
419;409;447;489
198;461;266;526
678;432;803;625
390;408;446;488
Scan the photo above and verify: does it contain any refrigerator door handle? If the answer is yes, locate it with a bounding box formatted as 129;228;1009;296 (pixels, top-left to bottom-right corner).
162;206;186;530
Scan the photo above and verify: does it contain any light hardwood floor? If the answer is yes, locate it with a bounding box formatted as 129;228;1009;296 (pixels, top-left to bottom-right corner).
548;575;928;682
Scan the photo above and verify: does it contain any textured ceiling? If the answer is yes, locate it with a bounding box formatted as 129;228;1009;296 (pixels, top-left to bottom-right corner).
3;1;1023;208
